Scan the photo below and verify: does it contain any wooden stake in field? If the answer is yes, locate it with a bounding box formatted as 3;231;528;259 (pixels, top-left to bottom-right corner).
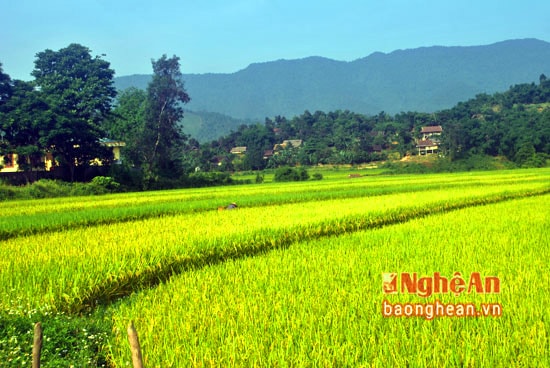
32;322;43;368
127;321;144;368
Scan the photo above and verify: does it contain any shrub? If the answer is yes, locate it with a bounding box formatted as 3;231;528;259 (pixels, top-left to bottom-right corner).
90;176;121;192
255;172;265;184
274;167;310;182
0;310;110;367
23;180;72;198
186;172;234;187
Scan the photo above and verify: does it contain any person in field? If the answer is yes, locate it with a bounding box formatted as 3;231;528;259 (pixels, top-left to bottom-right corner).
218;203;238;211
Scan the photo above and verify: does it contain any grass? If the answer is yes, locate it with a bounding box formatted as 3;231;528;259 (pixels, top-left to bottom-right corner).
108;194;549;367
0;168;548;366
0;169;546;241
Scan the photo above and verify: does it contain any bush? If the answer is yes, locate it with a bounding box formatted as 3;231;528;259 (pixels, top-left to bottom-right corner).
0;182;17;201
108;164;144;191
23;180;72;198
90;176;121;192
274;167;310;182
185;172;234;187
255;172;265;184
0;309;110;367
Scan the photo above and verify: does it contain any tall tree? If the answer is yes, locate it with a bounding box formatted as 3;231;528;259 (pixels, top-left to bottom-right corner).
0;63;12;108
0;63;13;166
106;87;148;167
31;44;117;180
141;54;190;184
1;80;50;174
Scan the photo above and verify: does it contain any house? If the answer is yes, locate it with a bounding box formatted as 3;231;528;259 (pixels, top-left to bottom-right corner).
420;125;443;140
98;138;126;163
1;152;55;173
230;146;247;154
416;126;443;155
416;139;439;155
273;139;303;151
1;139;125;173
263;150;274;159
0;153;17;172
209;156;227;168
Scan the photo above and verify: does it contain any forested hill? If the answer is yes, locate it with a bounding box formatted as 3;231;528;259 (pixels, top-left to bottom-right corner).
115;39;550;120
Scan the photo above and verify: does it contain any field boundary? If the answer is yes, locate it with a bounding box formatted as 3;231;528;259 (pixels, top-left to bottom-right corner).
64;188;550;315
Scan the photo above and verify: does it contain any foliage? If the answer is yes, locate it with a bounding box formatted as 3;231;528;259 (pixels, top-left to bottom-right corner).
199;76;550;171
141;55;191;186
312;172;323;180
182;110;252;143
2;45;550;191
381;154;518;174
89;176;120;192
0;80;49;171
0;178;121;200
184;172;235;187
273;166;310;182
105;87;148;168
31;44;117;180
0;309;110;367
0;63;11;106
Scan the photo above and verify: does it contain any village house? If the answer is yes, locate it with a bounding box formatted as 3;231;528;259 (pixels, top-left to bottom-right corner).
0;139;125;173
230;146;247;155
273;139;303;151
420;125;443;140
416;125;443;155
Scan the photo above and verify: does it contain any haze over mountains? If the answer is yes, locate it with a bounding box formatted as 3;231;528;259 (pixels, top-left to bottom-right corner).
115;38;550;122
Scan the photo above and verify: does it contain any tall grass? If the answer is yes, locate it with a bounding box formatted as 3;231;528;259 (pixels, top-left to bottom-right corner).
0;169;548;366
0;178;547;315
0;169;547;241
108;194;550;367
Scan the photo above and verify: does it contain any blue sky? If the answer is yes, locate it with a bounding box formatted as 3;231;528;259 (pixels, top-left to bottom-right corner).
2;0;550;80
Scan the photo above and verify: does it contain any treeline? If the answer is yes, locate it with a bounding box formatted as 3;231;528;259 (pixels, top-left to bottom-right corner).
0;44;195;189
1;42;549;192
194;75;550;171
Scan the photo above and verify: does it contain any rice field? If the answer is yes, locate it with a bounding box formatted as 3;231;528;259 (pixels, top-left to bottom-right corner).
0;168;549;367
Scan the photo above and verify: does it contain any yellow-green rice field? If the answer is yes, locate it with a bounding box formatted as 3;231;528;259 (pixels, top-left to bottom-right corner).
1;168;549;367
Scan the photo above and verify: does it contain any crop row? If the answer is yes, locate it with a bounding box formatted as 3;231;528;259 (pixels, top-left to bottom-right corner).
2;169;544;217
1;180;548;315
107;194;550;367
0;169;548;241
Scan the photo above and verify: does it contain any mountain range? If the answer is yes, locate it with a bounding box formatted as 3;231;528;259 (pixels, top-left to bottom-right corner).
114;38;550;141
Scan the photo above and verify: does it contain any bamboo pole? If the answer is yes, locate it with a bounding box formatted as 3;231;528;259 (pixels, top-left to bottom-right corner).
32;322;43;368
127;321;144;368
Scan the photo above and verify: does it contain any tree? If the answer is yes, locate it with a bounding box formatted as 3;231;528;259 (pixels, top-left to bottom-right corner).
0;65;51;177
0;63;12;108
141;54;190;184
1;80;50;175
237;123;273;170
106;87;148;167
31;44;117;180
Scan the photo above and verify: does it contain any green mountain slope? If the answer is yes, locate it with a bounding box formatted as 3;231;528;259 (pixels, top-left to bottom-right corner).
115;39;550;121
